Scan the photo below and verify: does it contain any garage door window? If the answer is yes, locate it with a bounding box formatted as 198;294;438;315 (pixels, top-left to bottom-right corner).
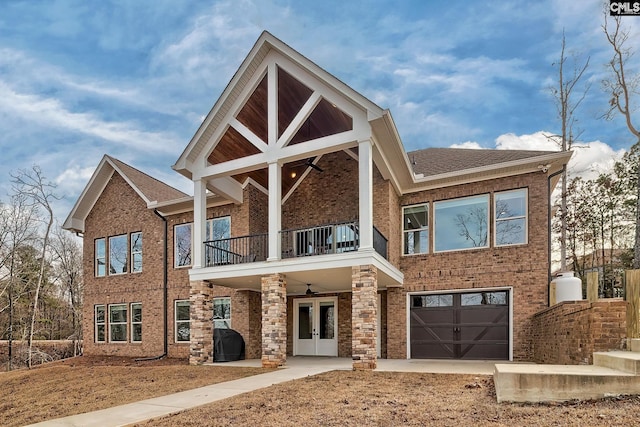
461;291;508;306
412;294;452;308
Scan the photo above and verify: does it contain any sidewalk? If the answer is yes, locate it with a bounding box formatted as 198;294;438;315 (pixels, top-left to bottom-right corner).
26;358;496;427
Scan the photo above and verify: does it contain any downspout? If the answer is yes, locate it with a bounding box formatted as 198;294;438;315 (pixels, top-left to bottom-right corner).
547;165;565;306
136;209;168;361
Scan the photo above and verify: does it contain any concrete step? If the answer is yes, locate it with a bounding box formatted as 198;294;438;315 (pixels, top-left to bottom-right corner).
593;351;640;374
493;363;640;403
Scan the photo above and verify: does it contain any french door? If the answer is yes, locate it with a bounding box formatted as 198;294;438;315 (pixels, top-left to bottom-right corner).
294;297;338;356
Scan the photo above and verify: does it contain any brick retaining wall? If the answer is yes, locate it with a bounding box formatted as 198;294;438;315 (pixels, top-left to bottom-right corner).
531;299;627;365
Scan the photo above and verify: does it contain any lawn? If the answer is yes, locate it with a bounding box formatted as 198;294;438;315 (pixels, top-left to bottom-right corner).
139;371;640;427
2;357;640;427
0;356;267;427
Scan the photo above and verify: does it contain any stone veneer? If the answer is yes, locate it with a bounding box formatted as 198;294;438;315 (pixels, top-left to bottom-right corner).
352;264;378;370
189;280;213;365
261;274;287;368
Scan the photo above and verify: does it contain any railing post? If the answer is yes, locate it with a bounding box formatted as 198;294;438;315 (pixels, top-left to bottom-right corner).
587;271;599;303
626;269;640;339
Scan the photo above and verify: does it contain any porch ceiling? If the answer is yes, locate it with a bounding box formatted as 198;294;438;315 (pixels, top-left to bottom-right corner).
189;251;403;296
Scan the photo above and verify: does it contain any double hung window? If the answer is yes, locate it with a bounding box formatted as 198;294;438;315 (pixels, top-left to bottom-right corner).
403;204;429;255
95;305;106;342
175;300;191;342
495;189;527;246
213;297;231;329
131;303;142;342
109;304;127;342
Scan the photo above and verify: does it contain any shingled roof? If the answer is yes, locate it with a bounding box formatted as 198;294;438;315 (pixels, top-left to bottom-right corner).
107;155;188;203
63;155;190;233
407;147;560;177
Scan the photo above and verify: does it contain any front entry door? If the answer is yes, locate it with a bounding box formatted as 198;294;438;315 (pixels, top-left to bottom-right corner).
294;297;338;356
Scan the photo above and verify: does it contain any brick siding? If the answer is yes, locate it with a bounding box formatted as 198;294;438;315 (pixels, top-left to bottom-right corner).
83;173;261;360
391;172;550;361
531;299;627;365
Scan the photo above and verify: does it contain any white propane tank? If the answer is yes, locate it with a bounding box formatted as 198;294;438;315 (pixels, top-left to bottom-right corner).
552;272;583;303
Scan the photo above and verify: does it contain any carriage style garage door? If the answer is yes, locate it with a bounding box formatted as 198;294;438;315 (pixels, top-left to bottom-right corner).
410;290;509;360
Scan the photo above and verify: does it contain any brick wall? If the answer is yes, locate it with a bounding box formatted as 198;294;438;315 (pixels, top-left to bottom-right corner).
83;173;167;358
390;172;550;361
531;299;627;365
83;172;263;360
282;151;359;229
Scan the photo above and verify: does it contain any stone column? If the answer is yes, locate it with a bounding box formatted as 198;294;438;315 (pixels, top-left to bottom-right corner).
189;280;213;365
261;273;287;368
352;264;377;370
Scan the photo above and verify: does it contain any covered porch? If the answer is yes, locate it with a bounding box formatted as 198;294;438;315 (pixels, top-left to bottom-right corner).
188;250;403;370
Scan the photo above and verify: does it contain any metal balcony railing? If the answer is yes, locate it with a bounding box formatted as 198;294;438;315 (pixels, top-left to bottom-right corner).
204;233;268;267
203;221;388;267
281;221;360;259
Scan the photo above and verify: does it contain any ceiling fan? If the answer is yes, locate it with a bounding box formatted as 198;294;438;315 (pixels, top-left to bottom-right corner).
305;284;317;295
291;157;323;173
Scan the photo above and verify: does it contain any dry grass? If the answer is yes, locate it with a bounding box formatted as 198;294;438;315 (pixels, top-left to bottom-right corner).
3;357;640;426
140;371;640;427
0;356;267;427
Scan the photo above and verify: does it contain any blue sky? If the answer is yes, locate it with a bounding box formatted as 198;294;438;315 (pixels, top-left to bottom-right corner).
0;0;638;222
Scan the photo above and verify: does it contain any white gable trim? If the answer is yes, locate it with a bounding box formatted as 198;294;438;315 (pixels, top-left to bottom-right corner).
62;156;155;233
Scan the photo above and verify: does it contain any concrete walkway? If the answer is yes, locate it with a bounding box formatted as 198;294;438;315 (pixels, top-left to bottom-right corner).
26;358;497;427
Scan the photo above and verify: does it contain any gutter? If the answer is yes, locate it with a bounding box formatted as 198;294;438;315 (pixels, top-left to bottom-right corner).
136;209;169;361
547;165;565;306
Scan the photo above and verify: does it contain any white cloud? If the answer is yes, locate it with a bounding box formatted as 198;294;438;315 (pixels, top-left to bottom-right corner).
495;131;560;151
450;141;483;149
492;131;624;181
0;83;180;154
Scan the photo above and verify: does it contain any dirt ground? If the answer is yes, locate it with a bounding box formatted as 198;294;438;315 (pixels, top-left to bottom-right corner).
2;357;640;426
0;356;267;427
139;371;640;427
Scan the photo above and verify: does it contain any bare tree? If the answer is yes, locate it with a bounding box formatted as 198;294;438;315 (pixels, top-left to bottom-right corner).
11;166;59;368
0;195;39;370
550;30;590;271
602;12;640;267
454;206;488;248
50;227;83;356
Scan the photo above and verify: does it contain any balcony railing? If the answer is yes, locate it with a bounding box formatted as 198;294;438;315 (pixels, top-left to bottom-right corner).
281;221;361;259
203;221;388;267
204;233;268;267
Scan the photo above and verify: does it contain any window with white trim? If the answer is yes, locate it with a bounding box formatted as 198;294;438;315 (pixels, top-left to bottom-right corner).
109;235;128;274
175;300;190;342
95;305;105;342
403;204;429;255
95;238;106;277
434;194;489;252
131;232;142;273
174;224;192;267
213;297;231;329
495;189;528;246
109;304;127;342
131;303;142;342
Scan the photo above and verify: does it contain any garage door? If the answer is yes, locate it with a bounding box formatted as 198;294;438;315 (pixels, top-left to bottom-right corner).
410;290;509;360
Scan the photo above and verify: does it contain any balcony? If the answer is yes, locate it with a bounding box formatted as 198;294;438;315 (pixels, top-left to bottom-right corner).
204;221;388;267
